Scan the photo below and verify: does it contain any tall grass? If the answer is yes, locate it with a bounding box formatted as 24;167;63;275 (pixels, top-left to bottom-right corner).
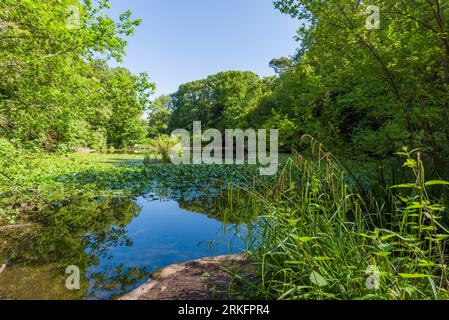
143;135;176;165
240;137;449;300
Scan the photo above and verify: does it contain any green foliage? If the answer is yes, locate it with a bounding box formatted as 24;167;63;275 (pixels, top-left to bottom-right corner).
0;150;260;226
2;0;449;301
148;95;173;138
269;57;293;75
237;140;449;300
168;71;272;132
0;0;155;150
0;152;145;226
155;135;175;163
143;135;177;164
162;1;447;163
264;0;449;164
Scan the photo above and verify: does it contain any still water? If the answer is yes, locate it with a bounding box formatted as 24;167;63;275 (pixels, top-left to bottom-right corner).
0;194;248;299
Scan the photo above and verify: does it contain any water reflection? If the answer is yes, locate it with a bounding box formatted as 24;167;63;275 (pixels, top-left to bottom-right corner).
0;192;251;300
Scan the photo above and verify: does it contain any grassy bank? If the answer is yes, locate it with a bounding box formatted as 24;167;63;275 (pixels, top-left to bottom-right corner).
0;151;145;226
236;141;449;300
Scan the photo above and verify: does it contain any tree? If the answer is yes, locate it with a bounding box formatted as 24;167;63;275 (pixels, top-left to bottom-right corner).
148;95;173;138
269;57;293;75
99;67;155;148
0;0;154;150
168;71;272;132
262;0;449;164
169;79;210;131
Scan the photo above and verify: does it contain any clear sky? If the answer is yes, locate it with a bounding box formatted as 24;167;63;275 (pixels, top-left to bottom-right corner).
107;0;299;96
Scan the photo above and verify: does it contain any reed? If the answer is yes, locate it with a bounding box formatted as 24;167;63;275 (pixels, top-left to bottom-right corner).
238;138;449;300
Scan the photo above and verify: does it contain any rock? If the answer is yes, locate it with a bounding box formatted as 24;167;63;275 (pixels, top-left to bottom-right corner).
119;254;252;300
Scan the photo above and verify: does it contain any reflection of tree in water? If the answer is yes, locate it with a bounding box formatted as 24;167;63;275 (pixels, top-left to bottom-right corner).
0;197;146;299
88;264;152;299
178;189;259;225
0;182;260;299
86;226;133;261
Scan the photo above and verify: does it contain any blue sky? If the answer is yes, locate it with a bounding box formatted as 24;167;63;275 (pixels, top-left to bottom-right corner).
107;0;299;96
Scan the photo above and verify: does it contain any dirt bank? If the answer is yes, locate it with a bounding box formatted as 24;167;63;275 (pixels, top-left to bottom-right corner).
119;254;252;300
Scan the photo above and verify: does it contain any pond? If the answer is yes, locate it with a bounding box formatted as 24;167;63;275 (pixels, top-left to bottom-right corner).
0;190;251;299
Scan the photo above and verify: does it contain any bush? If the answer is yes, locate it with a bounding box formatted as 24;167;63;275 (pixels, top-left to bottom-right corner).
156;135;177;164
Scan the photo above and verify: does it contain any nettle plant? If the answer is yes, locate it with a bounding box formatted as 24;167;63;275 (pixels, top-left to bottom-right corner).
375;148;449;298
240;140;449;300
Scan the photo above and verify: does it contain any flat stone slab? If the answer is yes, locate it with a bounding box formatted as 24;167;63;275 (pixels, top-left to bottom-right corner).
119;254;250;300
